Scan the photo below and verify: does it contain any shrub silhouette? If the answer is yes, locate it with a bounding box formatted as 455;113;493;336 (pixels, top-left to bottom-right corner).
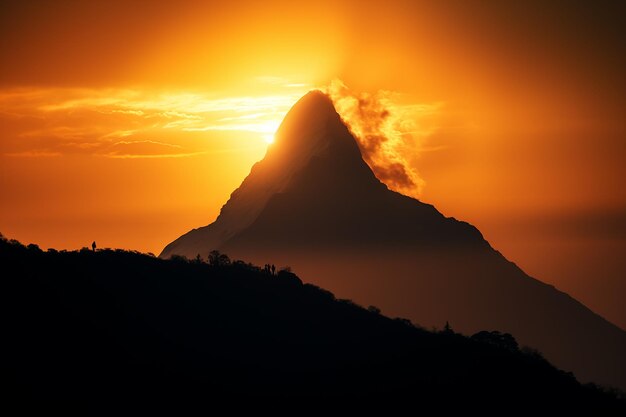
472;330;520;352
276;268;303;286
367;305;381;315
169;254;189;263
208;249;230;267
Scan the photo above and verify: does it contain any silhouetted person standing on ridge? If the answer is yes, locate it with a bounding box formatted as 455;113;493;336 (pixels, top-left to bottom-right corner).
92;241;96;252
271;264;276;275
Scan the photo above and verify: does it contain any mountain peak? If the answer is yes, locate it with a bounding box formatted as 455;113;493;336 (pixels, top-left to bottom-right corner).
282;89;334;116
160;90;382;258
269;89;361;163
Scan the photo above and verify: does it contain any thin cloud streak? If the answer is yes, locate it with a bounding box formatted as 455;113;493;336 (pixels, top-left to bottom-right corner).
99;151;208;159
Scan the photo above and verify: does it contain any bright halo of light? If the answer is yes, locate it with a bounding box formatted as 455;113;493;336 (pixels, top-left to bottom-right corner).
256;119;281;145
263;133;275;144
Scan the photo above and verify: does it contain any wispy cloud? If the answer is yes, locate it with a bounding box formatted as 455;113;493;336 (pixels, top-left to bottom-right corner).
96;139;201;159
99;151;208;159
112;139;183;149
326;80;443;198
0;83;312;158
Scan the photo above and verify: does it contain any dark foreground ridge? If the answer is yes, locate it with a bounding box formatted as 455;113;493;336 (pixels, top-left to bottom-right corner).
1;237;624;415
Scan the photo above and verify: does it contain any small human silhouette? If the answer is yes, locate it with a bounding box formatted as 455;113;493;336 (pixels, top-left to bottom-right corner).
92;241;96;252
271;264;275;275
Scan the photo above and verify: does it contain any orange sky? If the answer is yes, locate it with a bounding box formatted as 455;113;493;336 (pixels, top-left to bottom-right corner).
1;1;624;328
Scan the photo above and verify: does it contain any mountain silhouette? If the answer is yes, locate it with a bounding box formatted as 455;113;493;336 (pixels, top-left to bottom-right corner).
161;90;626;391
2;238;624;414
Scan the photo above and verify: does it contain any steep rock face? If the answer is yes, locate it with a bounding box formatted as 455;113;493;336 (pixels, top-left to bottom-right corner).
162;91;381;257
161;91;626;390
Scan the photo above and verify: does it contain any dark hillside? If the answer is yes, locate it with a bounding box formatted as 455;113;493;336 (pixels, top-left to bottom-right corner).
1;237;623;415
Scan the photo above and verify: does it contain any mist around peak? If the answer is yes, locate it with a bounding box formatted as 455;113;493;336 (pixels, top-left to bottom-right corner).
325;80;442;199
